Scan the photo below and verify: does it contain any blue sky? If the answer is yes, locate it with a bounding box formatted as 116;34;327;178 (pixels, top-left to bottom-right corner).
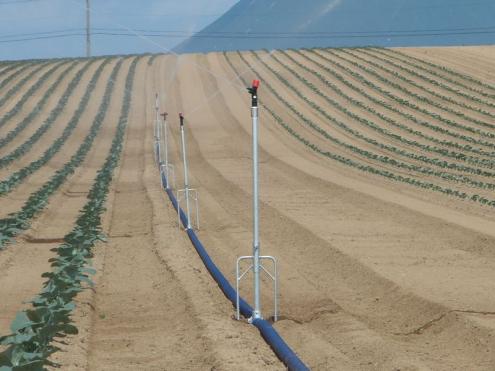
0;0;238;60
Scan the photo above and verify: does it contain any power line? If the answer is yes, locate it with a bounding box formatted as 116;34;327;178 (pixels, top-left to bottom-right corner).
2;28;495;44
2;25;495;39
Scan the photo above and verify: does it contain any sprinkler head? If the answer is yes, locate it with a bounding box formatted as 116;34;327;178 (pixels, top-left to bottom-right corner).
247;79;260;107
179;112;184;127
160;112;168;120
247;79;260;95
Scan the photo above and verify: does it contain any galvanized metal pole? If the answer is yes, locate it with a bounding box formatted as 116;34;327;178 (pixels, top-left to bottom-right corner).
86;0;91;58
155;93;159;134
161;112;170;189
249;80;262;319
154;94;161;166
179;113;192;230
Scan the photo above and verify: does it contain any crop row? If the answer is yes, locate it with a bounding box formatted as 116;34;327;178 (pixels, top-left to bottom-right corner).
361;48;495;109
292;50;495;167
282;50;495;171
345;48;495;117
270;50;495;178
0;59;100;171
375;47;495;98
0;57;139;370
0;58;122;249
224;52;495;208
0;62;36;91
306;49;495;151
148;53;161;66
0;61;77;149
322;49;495;137
0;62;54;111
247;51;495;191
0;62;31;85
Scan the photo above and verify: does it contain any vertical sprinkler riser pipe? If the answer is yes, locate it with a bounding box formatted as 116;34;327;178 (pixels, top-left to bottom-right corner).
154;93;161;166
249;79;262;320
160;111;170;189
179;113;192;230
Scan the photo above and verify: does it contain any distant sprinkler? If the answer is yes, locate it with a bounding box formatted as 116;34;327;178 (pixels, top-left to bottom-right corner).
154;94;162;166
177;113;199;230
159;111;175;190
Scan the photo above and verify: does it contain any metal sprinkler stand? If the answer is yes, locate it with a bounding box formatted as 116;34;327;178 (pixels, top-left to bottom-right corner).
236;80;278;322
177;113;200;230
159;111;175;190
154;94;161;166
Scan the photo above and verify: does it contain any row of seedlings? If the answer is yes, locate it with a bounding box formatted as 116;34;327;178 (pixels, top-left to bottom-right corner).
0;57;139;370
0;59;105;183
223;52;495;208
0;61;79;147
305;49;495;152
0;59;99;169
0;62;54;111
263;50;495;179
374;47;495;98
356;48;495;112
279;50;495;174
321;49;495;137
0;58;123;248
0;62;37;92
245;51;495;192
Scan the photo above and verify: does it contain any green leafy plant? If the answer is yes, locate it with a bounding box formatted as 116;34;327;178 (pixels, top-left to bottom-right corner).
248;50;495;191
0;56;140;370
0;62;53;111
223;51;495;208
0;62;36;92
0;58;121;249
280;49;495;173
374;47;495;99
0;60;100;169
355;48;495;114
0;61;78;148
304;49;495;153
320;48;495;138
271;50;495;178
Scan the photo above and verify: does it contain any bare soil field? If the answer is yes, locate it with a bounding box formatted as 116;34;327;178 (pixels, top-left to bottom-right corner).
0;46;494;370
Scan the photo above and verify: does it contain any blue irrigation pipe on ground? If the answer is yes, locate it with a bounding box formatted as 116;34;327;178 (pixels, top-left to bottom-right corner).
161;173;309;370
252;318;309;371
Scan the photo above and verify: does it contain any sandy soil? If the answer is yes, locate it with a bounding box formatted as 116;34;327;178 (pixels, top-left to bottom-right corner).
0;58;130;337
0;60;84;157
0;59;112;215
1;46;495;370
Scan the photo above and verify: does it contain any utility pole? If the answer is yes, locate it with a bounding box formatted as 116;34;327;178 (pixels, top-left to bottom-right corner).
86;0;91;58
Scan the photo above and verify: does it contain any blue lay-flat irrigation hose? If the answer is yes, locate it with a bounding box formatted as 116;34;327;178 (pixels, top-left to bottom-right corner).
160;170;309;371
